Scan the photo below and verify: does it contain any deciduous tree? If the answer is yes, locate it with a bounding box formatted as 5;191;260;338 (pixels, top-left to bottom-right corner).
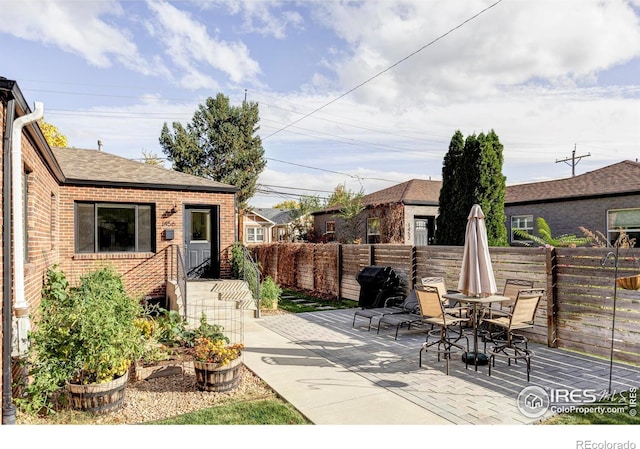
39;119;68;147
159;93;266;213
328;183;365;243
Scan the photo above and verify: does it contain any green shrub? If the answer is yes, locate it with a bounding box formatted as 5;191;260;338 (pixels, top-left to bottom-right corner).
19;265;144;415
260;276;282;310
154;309;191;346
231;241;243;278
154;309;228;347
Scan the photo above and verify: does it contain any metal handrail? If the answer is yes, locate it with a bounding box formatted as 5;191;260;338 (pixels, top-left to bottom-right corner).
240;244;261;317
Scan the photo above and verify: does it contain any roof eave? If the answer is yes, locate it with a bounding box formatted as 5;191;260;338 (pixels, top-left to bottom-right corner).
506;190;640;206
0;78;65;182
401;200;440;207
63;178;239;193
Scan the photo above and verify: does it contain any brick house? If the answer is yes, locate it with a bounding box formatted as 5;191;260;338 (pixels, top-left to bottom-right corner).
312;179;442;245
505;160;640;246
1;78;237;420
314;162;640;247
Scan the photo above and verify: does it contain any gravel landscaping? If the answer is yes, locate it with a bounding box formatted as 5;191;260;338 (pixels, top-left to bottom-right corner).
17;360;278;425
17;309;294;425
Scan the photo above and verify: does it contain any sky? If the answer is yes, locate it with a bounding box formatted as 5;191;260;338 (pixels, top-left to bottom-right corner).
1;0;639;209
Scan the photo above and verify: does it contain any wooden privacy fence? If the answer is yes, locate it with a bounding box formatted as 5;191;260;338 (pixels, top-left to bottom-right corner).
249;243;640;365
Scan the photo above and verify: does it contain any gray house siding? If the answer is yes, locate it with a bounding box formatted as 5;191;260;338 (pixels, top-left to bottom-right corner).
505;193;640;244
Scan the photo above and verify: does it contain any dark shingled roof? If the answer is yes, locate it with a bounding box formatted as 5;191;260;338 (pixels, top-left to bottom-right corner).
251;208;296;225
363;179;442;206
313;179;442;214
505;160;640;205
53;147;238;193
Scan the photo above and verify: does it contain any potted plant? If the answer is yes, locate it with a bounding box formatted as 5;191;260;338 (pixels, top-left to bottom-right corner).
21;265;144;415
260;275;282;311
191;336;244;392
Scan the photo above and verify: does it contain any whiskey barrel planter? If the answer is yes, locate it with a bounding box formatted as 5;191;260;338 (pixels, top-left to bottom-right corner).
67;372;128;415
193;357;242;392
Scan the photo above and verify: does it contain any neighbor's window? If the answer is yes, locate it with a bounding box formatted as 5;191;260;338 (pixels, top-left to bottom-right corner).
246;227;264;243
367;217;381;244
607;208;640;247
75;202;154;253
511;215;533;243
276;227;288;242
326;221;335;234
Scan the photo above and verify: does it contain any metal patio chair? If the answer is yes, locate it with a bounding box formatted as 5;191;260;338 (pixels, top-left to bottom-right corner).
481;288;545;381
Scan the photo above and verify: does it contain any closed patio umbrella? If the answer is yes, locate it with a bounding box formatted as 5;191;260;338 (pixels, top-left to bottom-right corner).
458;204;497;297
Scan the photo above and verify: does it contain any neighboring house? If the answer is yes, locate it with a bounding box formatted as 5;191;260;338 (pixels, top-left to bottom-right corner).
314;161;640;247
312;179;442;245
504;161;640;246
243;208;300;244
1;78;238;415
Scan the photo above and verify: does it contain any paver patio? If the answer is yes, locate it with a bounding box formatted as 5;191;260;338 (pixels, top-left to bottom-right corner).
254;308;640;425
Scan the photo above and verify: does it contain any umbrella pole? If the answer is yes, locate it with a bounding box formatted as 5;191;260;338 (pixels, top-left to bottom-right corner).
601;247;619;395
609;246;619;395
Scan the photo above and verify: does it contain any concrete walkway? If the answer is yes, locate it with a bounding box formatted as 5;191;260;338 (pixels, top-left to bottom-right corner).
243;313;450;424
242;308;640;425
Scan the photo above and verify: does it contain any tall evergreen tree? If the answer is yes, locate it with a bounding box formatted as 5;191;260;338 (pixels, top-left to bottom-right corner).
476;130;508;246
159;93;266;212
435;130;466;245
436;129;508;246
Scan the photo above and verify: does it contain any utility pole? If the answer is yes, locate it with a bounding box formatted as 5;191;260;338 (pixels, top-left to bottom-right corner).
556;144;590;176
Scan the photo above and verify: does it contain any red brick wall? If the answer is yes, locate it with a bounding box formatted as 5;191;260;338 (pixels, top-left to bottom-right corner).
1;101;63;402
58;185;237;298
22;132;62;312
0;110;62;326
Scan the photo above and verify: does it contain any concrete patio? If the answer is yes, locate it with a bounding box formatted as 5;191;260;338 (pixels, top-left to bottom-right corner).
242;307;640;425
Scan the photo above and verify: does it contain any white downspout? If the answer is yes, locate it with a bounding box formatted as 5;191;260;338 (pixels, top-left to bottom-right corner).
11;102;43;357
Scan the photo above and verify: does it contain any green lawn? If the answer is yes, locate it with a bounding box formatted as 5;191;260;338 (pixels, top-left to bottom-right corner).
147;398;311;425
278;289;358;313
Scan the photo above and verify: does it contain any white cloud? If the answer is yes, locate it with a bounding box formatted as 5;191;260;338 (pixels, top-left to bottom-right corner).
311;0;640;107
7;0;638;209
0;0;163;75
196;0;305;38
145;0;262;86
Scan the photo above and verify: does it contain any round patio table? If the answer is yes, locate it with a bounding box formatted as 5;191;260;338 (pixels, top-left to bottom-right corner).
442;292;511;371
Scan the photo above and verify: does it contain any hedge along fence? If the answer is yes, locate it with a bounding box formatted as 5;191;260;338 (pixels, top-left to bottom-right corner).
249;243;640;365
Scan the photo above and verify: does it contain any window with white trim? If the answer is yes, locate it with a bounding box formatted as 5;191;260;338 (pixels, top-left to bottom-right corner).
75;202;154;253
607;208;640;247
325;221;335;234
246;227;265;243
511;215;534;243
367;217;381;244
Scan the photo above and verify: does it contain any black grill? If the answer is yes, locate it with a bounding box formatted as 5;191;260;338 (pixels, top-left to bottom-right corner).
356;266;401;309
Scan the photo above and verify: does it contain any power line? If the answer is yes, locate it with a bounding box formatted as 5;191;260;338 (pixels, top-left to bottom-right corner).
263;0;504;140
265;157;400;184
259;184;335;194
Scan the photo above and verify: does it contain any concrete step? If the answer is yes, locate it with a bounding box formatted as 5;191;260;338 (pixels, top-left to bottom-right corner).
186;279;256;309
182;280;256;342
